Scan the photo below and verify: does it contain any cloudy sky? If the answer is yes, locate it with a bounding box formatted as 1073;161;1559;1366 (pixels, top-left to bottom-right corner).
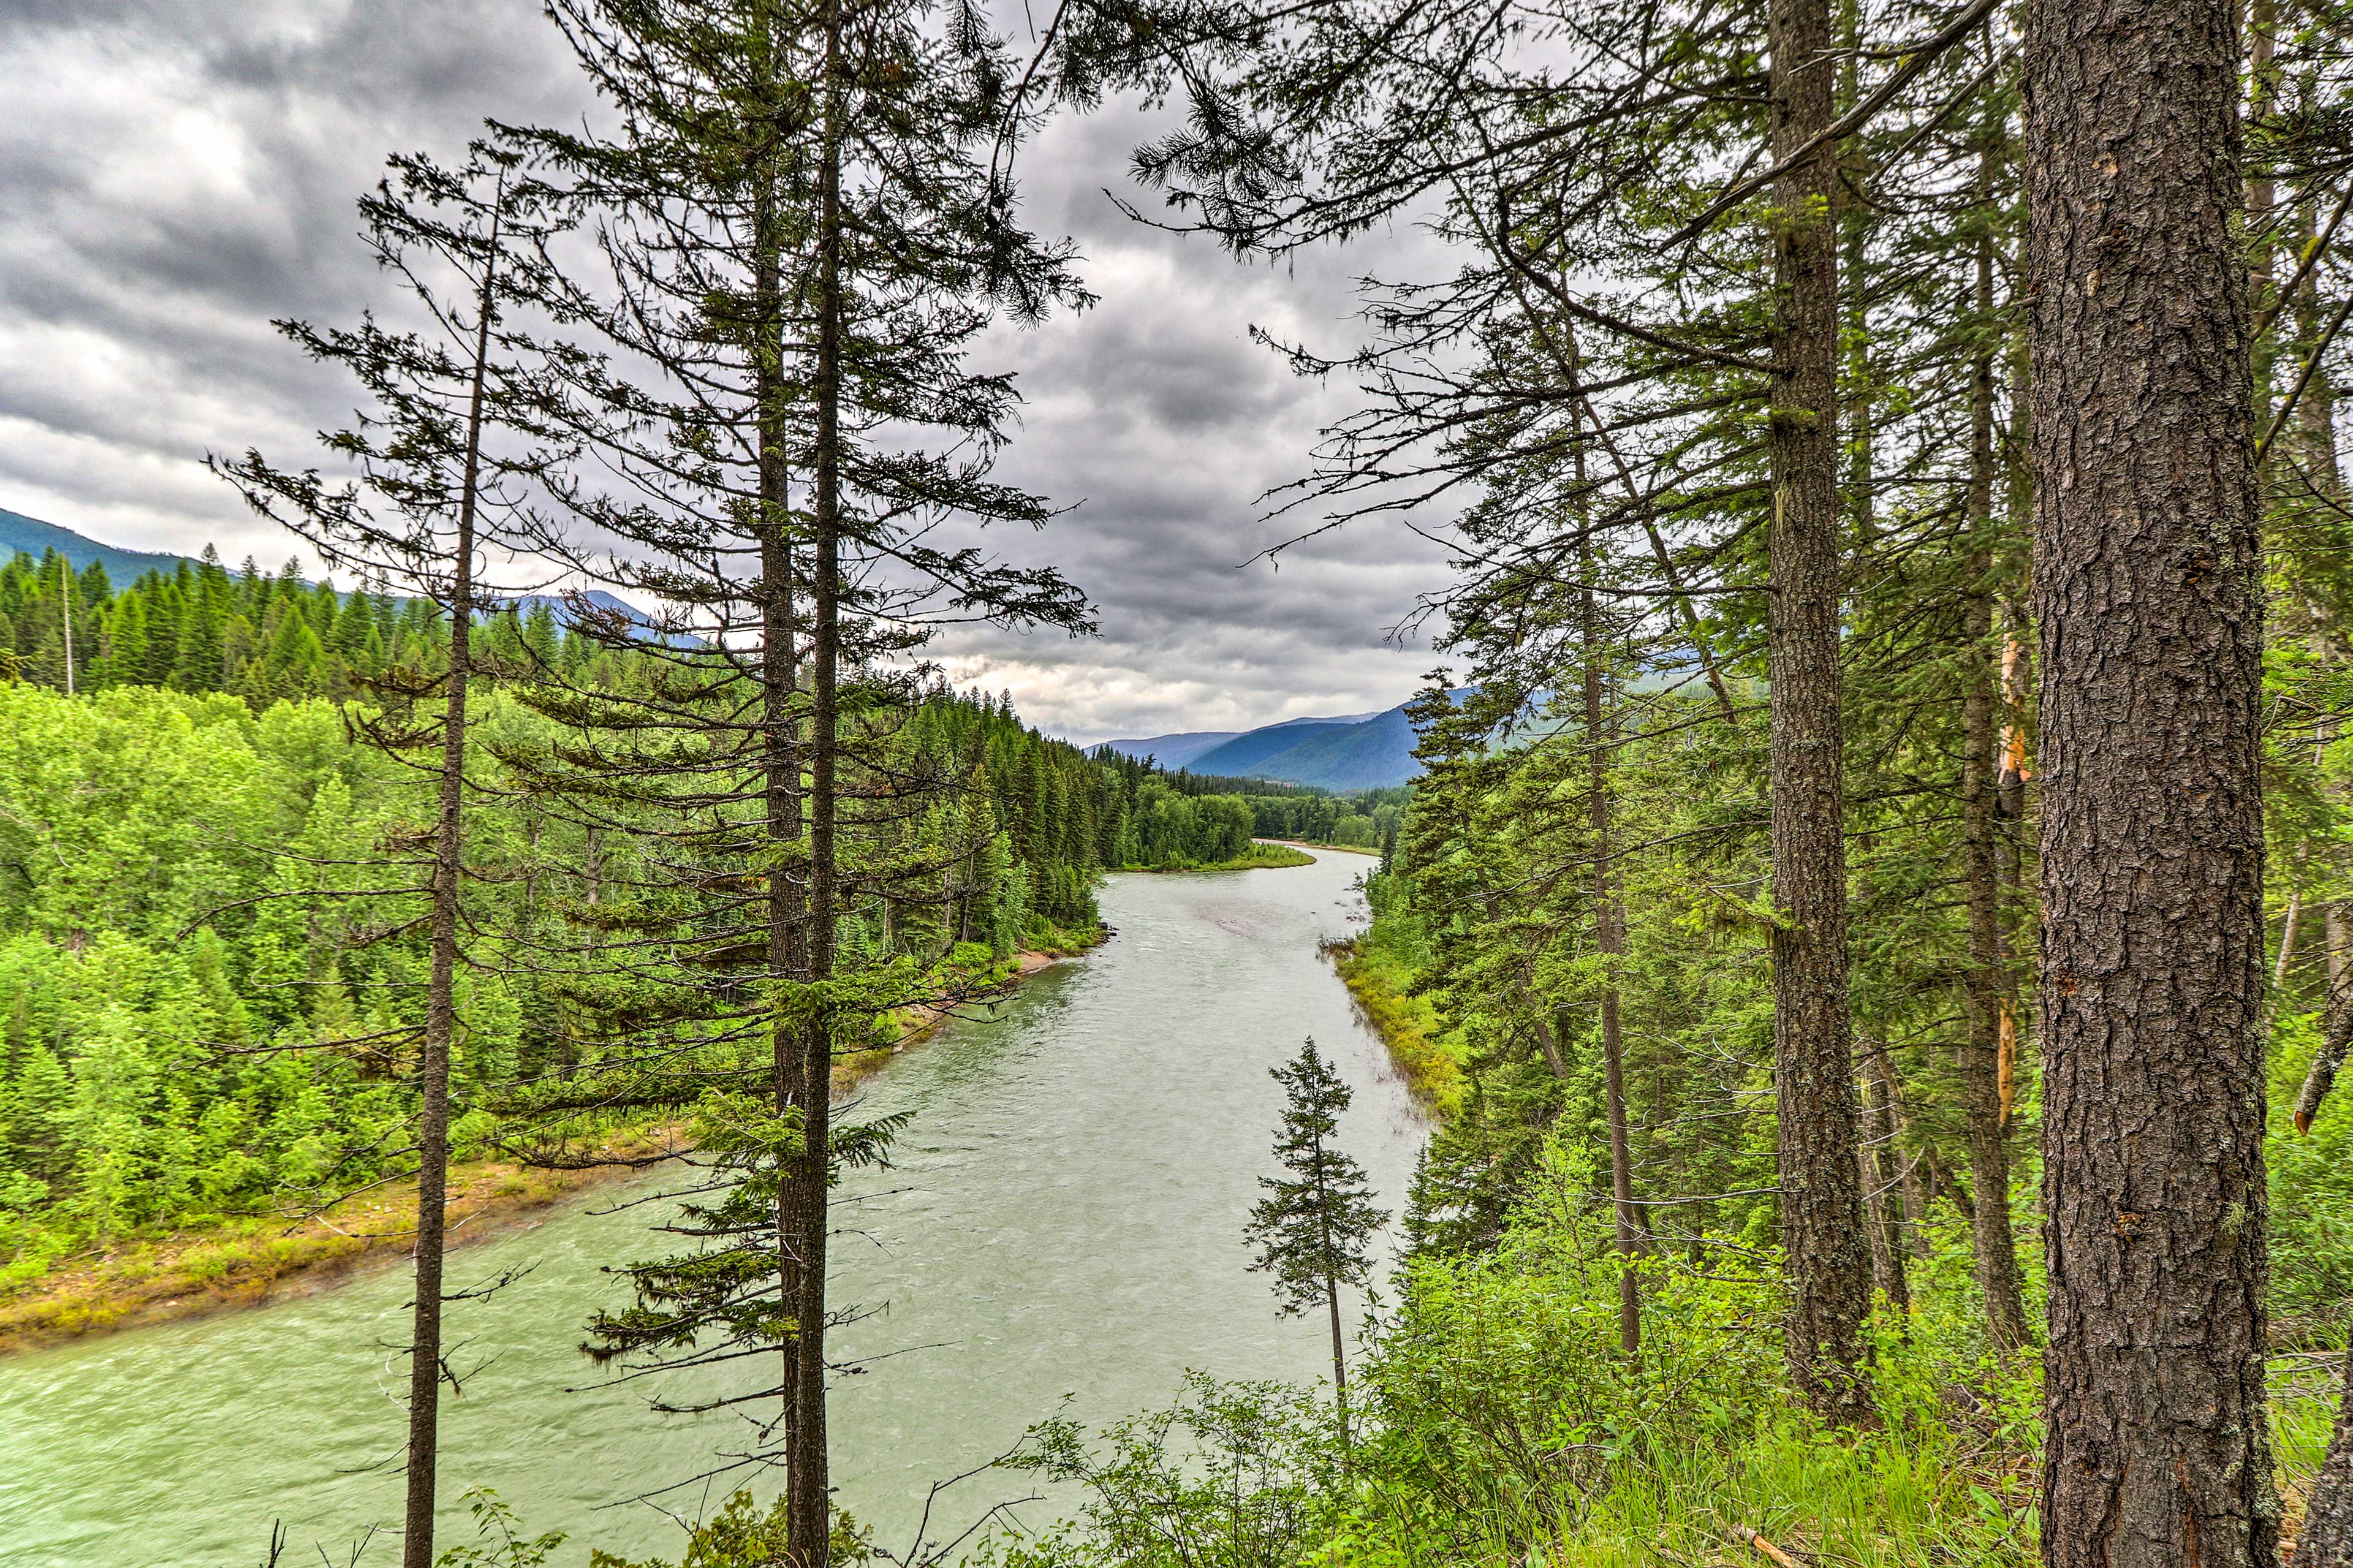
0;0;1456;744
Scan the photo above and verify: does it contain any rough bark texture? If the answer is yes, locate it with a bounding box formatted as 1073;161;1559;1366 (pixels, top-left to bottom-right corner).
1767;0;1874;1425
2025;0;2278;1556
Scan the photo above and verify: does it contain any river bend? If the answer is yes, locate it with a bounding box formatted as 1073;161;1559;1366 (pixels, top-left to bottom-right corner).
0;851;1424;1565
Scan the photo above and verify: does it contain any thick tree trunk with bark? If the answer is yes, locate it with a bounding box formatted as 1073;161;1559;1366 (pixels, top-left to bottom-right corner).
2025;0;2278;1557
1767;0;1874;1425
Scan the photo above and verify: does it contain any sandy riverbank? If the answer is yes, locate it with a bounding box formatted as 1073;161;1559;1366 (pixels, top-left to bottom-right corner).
0;942;1093;1357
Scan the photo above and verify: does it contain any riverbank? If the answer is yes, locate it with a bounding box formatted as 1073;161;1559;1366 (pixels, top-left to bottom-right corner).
873;932;1101;1058
1122;841;1316;873
0;939;1094;1357
1260;837;1379;855
1322;930;1461;1112
0;1142;662;1356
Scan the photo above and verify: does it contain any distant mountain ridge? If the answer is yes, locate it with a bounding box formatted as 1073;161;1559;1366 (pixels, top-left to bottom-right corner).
0;509;188;582
1104;699;1437;791
1;506;665;636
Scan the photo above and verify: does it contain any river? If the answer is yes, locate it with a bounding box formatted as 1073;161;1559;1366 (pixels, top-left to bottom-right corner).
0;851;1427;1566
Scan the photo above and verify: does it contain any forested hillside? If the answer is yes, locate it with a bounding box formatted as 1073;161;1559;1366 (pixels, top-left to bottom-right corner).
0;626;1319;1283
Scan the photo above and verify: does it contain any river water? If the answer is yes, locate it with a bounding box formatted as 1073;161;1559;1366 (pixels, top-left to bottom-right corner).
0;852;1426;1567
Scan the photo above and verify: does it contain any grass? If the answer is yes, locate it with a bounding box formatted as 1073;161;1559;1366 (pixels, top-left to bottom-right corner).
1123;841;1319;873
0;1148;651;1355
1321;928;1463;1112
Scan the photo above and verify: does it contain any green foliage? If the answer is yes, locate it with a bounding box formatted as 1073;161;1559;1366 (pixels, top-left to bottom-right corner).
1109;778;1257;868
1245;1039;1387;1317
589;1490;870;1567
0;681;1132;1290
990;1147;2041;1568
435;1489;566;1568
988;1375;1346;1568
2269;1006;2353;1334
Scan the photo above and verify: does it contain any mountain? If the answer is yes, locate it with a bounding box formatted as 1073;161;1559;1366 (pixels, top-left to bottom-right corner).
0;509;186;582
1098;730;1243;769
1187;721;1358;778
1101;708;1391;776
1213;704;1428;792
1189;703;1430;790
1;506;673;637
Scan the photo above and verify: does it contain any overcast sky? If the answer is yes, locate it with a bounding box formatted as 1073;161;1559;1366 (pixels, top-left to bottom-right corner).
0;0;1455;744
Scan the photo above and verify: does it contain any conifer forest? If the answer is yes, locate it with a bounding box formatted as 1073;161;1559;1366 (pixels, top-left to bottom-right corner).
0;0;2346;1563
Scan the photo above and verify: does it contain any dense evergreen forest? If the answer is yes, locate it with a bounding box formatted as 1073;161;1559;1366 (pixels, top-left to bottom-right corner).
0;577;1317;1279
7;0;2347;1557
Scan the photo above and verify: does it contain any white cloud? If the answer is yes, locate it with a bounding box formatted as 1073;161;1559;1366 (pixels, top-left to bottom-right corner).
0;0;1459;740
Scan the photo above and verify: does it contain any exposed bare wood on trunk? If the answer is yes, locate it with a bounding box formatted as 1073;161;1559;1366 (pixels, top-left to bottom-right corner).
2026;0;2279;1551
1767;0;1873;1423
1957;169;2029;1354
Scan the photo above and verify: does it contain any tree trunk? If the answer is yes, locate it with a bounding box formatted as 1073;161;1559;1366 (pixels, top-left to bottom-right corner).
2248;0;2277;334
787;4;844;1558
1869;1045;1933;1260
2025;0;2278;1555
1857;1045;1911;1316
749;11;809;1476
2297;1362;2353;1566
1584;578;1640;1355
1958;194;2030;1355
400;235;498;1568
1315;1148;1349;1449
2297;195;2345;499
1767;0;1873;1425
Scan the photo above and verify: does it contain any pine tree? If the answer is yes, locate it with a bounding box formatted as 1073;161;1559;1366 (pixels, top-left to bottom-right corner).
1244;1037;1386;1447
169;550;230;692
496;5;1093;1559
213;143;570;1568
2027;0;2275;1555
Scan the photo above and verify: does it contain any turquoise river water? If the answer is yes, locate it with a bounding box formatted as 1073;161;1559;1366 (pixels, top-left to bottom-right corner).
0;850;1426;1566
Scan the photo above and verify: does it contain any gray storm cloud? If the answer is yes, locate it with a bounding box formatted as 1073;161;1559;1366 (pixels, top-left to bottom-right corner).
0;0;1455;743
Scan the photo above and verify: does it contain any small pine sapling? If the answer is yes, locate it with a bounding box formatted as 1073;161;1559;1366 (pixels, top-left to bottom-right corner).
1243;1037;1387;1447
